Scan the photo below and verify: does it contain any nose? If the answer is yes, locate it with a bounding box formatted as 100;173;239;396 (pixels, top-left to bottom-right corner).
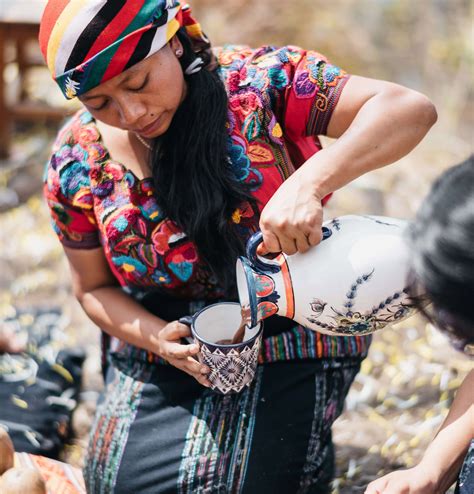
116;95;147;128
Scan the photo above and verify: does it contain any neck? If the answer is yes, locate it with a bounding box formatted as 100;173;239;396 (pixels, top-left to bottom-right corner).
134;133;152;151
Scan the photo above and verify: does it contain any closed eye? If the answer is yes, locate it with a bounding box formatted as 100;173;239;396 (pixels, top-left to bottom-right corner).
128;75;149;92
89;99;108;111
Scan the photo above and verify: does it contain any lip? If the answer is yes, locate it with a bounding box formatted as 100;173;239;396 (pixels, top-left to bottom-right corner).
136;113;165;137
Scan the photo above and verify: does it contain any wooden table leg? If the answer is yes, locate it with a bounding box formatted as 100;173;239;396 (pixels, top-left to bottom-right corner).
16;37;28;101
0;25;10;159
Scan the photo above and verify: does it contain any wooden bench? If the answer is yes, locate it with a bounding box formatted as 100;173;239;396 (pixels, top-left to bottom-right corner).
0;0;69;159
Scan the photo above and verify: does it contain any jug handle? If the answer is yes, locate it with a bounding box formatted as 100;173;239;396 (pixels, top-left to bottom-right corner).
247;228;332;273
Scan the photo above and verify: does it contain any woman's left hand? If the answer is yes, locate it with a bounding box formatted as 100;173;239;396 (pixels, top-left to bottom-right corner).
259;170;324;255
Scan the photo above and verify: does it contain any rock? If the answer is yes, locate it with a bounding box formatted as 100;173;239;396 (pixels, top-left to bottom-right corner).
71;404;93;439
0;188;19;212
8;168;43;204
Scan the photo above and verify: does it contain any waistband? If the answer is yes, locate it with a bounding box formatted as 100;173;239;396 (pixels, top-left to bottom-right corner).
104;291;372;367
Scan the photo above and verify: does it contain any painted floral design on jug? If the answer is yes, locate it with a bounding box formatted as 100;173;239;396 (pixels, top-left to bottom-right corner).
305;269;413;335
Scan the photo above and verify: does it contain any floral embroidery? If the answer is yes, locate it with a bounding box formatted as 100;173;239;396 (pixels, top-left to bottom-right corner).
60;160;90;198
295;71;319;98
229;90;261;118
294;51;346;99
44;45;348;297
247;142;275;164
231;202;255;225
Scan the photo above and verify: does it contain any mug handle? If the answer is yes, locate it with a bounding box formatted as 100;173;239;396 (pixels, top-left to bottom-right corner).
246;227;332;272
179;315;193;326
178;316;195;345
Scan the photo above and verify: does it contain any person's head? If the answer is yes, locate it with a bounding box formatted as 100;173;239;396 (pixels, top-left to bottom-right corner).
39;1;211;99
78;37;187;138
39;1;258;291
408;155;474;353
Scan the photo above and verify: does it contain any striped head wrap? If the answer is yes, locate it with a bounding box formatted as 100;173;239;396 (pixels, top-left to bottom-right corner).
39;1;212;100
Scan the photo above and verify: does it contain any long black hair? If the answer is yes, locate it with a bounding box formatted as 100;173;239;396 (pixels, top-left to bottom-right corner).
408;155;474;350
150;29;258;293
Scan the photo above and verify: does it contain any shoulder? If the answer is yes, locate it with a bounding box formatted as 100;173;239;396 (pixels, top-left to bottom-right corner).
44;109;100;206
51;109;99;151
216;44;308;70
217;44;346;98
216;45;295;92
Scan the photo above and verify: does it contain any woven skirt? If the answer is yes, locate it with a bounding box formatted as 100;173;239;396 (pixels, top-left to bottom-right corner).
83;352;362;494
456;440;474;494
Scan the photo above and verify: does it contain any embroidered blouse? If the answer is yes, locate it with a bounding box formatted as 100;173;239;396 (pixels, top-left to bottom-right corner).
44;44;371;362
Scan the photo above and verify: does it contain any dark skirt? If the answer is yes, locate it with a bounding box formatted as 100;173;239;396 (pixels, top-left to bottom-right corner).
83;353;362;494
456;440;474;494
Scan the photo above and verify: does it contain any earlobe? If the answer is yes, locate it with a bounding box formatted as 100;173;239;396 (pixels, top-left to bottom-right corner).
170;36;184;58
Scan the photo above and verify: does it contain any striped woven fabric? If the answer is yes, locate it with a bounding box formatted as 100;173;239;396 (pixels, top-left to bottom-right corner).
15;452;86;493
39;1;207;99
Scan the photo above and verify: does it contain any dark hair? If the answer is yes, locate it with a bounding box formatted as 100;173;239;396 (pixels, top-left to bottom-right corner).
150;29;258;293
408;155;474;349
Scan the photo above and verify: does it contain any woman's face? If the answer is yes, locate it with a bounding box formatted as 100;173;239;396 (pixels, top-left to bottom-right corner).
79;37;186;139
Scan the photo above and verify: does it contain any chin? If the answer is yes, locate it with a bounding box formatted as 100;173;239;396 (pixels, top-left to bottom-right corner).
149;114;172;138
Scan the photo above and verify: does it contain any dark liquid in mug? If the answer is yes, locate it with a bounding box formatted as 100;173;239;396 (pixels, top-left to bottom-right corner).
215;339;233;345
215;305;252;345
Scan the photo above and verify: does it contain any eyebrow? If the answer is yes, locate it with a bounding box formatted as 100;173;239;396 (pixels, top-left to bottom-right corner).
81;68;143;100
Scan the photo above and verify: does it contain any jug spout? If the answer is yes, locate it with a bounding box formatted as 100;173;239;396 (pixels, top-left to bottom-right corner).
236;231;302;327
235;256;287;328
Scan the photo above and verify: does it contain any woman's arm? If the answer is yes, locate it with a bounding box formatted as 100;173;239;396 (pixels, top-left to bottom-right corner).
64;246;210;386
259;75;437;255
306;76;437;196
365;369;474;494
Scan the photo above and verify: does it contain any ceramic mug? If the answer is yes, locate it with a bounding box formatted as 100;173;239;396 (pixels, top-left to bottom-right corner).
179;302;263;395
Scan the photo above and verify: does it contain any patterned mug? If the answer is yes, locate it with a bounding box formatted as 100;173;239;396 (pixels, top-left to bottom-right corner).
180;303;263;395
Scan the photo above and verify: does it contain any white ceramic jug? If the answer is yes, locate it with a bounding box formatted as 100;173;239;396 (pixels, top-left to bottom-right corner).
236;215;416;336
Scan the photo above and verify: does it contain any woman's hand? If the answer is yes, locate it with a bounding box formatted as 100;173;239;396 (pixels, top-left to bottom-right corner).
259;169;324;255
0;327;26;353
63;247;211;386
156;320;211;387
258;76;437;258
364;466;440;494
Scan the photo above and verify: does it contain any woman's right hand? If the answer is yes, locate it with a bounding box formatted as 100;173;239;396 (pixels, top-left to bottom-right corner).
156;320;211;387
364;466;440;494
62;246;212;387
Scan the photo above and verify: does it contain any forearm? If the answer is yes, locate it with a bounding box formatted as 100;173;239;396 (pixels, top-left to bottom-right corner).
418;370;474;492
79;286;167;354
299;86;437;197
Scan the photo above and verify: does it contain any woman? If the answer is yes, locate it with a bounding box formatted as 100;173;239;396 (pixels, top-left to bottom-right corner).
39;1;437;492
365;157;474;494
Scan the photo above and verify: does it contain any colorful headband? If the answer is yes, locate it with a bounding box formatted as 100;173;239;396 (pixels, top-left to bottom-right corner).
39;1;212;99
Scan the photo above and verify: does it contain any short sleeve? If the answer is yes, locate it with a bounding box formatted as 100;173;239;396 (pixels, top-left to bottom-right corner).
43;125;100;249
277;47;350;140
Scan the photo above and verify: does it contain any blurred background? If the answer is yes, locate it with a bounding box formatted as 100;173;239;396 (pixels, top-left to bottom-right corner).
0;0;472;492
